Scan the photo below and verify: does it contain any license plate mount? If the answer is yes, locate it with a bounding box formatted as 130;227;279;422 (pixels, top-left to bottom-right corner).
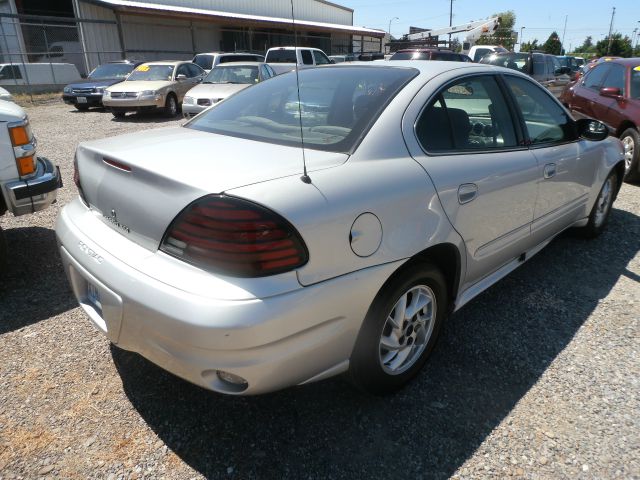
87;282;102;313
77;97;87;103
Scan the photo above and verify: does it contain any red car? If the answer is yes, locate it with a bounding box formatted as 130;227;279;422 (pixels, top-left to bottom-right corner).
561;58;640;182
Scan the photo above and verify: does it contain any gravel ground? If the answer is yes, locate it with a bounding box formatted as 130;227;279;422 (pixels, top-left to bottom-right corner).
0;101;639;479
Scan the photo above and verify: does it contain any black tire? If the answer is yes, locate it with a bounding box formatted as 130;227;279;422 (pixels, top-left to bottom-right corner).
0;226;7;275
112;110;126;118
74;104;89;111
164;94;178;117
349;262;448;395
576;170;618;238
620;127;640;183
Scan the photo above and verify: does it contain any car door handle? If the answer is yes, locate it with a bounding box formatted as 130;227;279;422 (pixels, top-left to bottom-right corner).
458;183;478;204
544;163;557;179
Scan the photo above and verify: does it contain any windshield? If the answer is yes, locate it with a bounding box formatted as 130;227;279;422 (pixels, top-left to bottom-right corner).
193;54;213;70
127;64;174;81
186;66;418;153
480;53;531;73
88;63;135;79
631;67;640;99
204;65;259;84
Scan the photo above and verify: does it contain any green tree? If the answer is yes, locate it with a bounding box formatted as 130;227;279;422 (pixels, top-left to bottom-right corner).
520;39;539;52
595;33;633;57
475;11;516;50
542;31;562;54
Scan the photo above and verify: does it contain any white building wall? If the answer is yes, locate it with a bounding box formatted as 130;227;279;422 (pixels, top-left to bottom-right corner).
126;0;353;25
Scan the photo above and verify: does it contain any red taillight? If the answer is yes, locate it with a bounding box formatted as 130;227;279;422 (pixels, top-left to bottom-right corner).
160;195;309;277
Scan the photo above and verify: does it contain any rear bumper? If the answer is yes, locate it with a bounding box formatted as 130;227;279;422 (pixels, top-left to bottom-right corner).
55;199;402;395
3;157;61;216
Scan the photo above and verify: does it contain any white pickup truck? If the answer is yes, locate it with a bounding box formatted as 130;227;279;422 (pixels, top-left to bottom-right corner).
265;46;332;75
0;100;61;269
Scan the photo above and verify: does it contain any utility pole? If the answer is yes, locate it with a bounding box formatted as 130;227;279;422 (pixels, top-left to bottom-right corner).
449;0;454;48
561;15;568;54
606;7;615;55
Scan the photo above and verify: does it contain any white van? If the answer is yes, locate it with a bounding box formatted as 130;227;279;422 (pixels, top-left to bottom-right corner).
0;63;82;91
265;47;332;75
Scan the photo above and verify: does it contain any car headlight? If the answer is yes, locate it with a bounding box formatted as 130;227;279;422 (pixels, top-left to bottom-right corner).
183;96;194;105
63;86;72;93
103;90;111;98
140;90;158;97
95;86;105;93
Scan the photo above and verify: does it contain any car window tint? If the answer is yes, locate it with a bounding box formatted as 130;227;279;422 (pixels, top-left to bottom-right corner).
602;64;625;95
266;50;297;63
532;56;545;75
187;66;418;153
176;64;189;78
583;64;611;90
505;76;576;145
301;50;313;65
416;75;517;152
312;51;330;65
260;65;271;79
193;54;213;70
631;67;640;99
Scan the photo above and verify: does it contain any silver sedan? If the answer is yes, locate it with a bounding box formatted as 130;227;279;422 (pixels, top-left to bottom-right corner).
56;62;625;395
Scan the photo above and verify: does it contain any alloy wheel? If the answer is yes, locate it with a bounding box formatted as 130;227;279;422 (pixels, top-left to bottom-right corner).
593;175;614;228
622;135;634;174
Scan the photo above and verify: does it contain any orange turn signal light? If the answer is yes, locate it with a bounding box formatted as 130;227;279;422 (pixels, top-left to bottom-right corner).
9;125;30;146
16;155;36;176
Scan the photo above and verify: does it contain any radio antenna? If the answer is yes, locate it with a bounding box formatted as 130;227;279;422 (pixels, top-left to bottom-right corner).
290;0;312;184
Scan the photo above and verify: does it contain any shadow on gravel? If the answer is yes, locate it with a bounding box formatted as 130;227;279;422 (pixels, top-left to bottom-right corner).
110;112;184;124
0;227;75;334
112;207;640;479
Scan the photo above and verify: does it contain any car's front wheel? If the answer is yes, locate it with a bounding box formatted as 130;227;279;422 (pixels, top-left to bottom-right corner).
0;226;7;274
164;94;178;117
620;127;640;183
350;262;447;394
577;170;618;238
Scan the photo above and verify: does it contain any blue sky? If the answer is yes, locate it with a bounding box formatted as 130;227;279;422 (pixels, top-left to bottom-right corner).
342;0;640;51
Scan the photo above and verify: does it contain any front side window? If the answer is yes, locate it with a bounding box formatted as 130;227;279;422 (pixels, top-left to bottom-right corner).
416;75;517;152
186;66;417;153
186;63;204;77
631;66;640;99
583;64;611;90
176;64;189;78
313;50;330;65
127;64;174;81
602;64;625;95
193;54;214;70
504;75;576;145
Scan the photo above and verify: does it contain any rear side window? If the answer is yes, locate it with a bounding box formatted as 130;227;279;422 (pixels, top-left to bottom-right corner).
416;75;517;152
0;65;22;79
584;64;611;90
532;57;545;76
504;76;576;145
266;50;297;63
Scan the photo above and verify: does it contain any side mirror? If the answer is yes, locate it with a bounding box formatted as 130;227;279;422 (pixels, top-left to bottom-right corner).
176;74;187;80
599;86;622;99
576;118;608;141
329;59;336;64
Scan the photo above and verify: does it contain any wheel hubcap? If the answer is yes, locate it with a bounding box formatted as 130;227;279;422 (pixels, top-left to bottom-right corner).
379;285;436;375
594;176;614;228
169;98;176;115
622;136;634;173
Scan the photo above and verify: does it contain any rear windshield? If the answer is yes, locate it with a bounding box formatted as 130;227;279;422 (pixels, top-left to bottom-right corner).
390;51;431;60
186;66;418;153
193;54;213;70
480;53;531;73
265;50;297;63
219;55;263;64
204;65;259;84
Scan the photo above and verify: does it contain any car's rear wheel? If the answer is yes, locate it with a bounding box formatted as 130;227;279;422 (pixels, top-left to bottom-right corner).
164;94;178;117
576;170;618;238
74;104;89;111
620;127;640;183
350;262;447;395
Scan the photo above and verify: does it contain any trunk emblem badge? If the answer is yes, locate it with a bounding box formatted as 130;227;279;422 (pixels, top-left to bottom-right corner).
103;209;131;234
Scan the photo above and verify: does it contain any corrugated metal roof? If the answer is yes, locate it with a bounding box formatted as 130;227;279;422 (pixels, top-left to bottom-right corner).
87;0;385;37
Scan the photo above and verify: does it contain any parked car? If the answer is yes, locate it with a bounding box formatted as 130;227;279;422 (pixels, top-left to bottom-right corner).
556;55;581;80
102;61;205;118
389;48;472;62
466;45;507;62
1;100;61;271
479;51;571;98
182;62;276;118
560;57;640;182
329;54;357;63
0;86;13;102
62;60;142;111
0;63;81;89
57;61;624;396
358;52;385;61
265;46;332;75
192;52;265;74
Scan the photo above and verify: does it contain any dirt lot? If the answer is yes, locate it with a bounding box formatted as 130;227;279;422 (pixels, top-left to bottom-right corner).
0;101;639;479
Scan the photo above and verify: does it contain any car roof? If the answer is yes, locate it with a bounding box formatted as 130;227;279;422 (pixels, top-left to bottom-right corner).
334;59;522;78
195;52;261;56
212;62;266;67
140;61;187;66
395;48;456;53
606;58;640;66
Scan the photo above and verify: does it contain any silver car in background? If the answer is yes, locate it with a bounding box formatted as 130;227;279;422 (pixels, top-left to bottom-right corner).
182;62;276;118
56;62;625;395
